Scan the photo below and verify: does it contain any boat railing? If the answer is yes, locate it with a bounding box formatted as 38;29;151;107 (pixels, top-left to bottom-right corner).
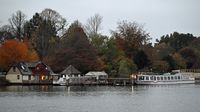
139;72;173;76
139;72;161;75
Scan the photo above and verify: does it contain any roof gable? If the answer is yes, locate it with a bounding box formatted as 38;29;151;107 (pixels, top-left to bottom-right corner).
7;61;54;75
7;66;22;75
85;71;108;76
61;65;81;75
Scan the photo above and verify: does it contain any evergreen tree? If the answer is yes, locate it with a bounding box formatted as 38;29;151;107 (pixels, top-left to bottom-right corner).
134;50;150;70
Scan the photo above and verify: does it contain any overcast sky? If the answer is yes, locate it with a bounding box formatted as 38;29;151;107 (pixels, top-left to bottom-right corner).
0;0;199;43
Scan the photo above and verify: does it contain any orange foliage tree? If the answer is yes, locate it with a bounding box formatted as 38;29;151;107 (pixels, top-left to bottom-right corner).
0;39;39;70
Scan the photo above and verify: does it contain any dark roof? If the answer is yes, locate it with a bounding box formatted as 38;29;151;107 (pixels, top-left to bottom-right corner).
13;62;32;75
60;65;81;75
24;62;38;68
11;62;54;75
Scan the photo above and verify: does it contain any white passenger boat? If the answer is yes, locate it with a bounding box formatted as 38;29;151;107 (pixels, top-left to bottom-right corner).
135;72;195;85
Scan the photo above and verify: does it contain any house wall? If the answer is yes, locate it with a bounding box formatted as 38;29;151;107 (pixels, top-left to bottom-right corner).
6;67;23;83
22;75;35;81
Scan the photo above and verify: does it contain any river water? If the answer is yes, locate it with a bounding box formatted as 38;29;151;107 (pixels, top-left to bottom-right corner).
0;84;200;112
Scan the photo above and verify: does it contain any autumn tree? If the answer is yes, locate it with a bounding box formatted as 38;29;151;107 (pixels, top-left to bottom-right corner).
118;57;137;78
189;38;200;51
172;53;186;69
112;20;150;59
151;60;169;72
0;39;38;71
179;47;199;68
45;21;104;73
9;10;27;40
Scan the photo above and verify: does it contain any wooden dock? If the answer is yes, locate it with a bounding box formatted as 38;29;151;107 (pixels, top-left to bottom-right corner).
107;78;134;86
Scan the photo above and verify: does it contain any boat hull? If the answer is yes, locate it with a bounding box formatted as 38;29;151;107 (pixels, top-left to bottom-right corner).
135;80;195;85
53;78;67;86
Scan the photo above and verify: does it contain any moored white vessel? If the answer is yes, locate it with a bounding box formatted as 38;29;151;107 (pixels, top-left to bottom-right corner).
53;75;69;85
135;72;195;85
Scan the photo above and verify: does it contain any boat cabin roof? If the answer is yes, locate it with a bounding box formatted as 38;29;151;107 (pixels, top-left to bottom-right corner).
138;72;181;77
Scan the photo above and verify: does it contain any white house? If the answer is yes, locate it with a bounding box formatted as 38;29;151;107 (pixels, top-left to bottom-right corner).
85;71;108;81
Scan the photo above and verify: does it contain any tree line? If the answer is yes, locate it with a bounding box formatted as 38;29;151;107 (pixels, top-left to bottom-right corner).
0;8;200;78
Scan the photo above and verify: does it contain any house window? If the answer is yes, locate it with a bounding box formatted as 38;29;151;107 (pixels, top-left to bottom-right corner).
17;75;20;80
28;75;31;80
40;75;46;80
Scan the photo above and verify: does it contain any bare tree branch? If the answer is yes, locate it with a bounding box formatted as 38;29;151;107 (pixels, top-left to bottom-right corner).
8;10;26;40
85;14;103;36
40;8;67;36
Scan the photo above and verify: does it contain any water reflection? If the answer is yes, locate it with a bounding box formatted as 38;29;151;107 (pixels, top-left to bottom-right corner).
0;84;197;92
0;85;138;97
0;84;192;96
0;84;200;112
0;85;54;92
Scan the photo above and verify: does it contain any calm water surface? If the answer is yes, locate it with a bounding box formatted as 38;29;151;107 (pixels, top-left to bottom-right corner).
0;84;200;112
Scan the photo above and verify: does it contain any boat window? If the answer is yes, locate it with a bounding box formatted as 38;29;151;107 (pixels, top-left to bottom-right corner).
174;76;177;80
150;76;153;80
154;76;156;80
146;76;149;80
161;77;163;80
164;77;167;80
168;76;170;80
178;76;181;80
157;77;160;80
171;76;174;80
139;76;144;80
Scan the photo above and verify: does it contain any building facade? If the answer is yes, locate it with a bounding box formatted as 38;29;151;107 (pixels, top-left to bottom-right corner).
6;62;55;84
